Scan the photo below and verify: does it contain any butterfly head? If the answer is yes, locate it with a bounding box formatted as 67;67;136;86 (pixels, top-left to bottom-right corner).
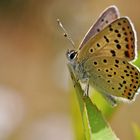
66;49;78;62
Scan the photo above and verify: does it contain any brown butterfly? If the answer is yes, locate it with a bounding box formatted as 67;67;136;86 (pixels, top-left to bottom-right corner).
58;6;140;106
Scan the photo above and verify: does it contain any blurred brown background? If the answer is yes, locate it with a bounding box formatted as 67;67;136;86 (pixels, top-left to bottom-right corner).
0;0;140;140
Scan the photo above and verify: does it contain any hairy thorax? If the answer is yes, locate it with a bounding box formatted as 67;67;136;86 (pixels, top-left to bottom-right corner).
69;60;89;83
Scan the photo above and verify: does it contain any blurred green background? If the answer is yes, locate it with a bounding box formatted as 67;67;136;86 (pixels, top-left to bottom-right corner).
0;0;140;140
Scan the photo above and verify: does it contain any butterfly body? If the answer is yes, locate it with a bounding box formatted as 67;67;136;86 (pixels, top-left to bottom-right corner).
66;6;140;106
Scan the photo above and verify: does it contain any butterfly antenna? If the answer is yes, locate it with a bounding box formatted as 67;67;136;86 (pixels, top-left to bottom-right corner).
57;19;75;48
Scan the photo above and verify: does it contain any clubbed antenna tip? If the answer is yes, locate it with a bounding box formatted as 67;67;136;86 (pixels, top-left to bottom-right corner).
57;18;75;48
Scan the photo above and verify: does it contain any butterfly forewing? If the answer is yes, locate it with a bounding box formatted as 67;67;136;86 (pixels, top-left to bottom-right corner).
80;6;120;49
84;56;140;101
78;17;136;62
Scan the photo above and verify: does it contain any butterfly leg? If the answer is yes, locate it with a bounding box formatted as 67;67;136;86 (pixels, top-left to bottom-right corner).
74;78;79;88
83;79;89;96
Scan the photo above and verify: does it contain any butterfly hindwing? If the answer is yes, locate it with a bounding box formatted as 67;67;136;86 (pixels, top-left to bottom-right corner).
84;56;140;101
80;6;119;49
77;17;136;62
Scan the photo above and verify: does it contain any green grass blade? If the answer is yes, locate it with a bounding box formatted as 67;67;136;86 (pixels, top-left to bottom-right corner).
90;89;118;119
68;65;119;140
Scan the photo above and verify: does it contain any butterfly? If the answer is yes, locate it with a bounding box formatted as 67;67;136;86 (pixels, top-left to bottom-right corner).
58;6;140;106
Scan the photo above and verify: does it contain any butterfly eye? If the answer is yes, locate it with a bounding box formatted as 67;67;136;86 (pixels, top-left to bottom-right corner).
66;50;77;61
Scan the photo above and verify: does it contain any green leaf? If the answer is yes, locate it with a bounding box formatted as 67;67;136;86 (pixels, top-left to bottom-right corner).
90;89;118;119
132;123;140;140
68;65;119;140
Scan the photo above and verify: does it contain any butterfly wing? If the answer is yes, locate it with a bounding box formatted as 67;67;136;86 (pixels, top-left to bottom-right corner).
79;6;120;49
77;17;136;62
84;56;140;101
